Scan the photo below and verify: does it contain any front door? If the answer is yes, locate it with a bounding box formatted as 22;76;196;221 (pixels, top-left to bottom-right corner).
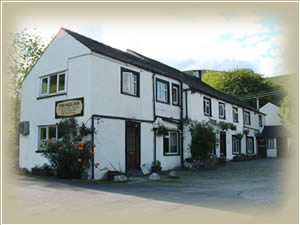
126;121;140;171
220;132;226;157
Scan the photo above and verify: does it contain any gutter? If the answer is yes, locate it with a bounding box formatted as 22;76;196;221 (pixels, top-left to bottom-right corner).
152;73;157;162
180;81;184;168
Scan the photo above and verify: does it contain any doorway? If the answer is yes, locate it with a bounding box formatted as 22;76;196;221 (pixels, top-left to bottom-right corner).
220;132;226;157
125;121;141;173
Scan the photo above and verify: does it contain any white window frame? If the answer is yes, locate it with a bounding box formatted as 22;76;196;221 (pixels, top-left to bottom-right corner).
122;71;138;96
164;131;179;155
233;107;239;122
38;125;58;147
232;135;240;154
172;85;179;105
40;71;66;96
219;102;225;119
204;97;211;116
267;138;276;149
157;80;169;103
244;111;251;125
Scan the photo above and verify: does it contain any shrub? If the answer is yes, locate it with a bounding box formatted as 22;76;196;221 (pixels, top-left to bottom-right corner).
189;121;217;160
39;118;98;179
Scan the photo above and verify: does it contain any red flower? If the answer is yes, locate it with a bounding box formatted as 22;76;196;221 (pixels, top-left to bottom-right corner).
90;151;95;155
79;142;82;146
72;142;74;145
79;147;84;151
93;144;96;147
96;162;100;166
82;165;86;169
77;132;81;136
78;158;82;162
56;122;59;126
42;140;45;143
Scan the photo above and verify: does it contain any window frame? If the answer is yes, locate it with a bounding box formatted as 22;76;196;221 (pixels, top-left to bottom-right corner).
203;97;212;116
120;67;140;97
244;111;251;125
156;78;170;104
172;83;180;106
163;130;180;156
232;135;241;155
259;115;263;127
267;138;276;149
232;107;239;123
38;125;58;148
39;71;66;97
246;136;254;154
219;102;226;119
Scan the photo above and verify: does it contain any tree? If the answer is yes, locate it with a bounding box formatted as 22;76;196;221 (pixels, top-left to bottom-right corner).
8;29;50;165
202;68;283;108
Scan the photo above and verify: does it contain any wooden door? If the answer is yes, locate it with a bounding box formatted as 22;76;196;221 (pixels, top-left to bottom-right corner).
220;132;226;157
126;121;140;170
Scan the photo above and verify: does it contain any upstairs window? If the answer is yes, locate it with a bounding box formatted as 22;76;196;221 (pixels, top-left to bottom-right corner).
156;79;169;103
40;72;66;96
244;111;251;125
203;97;212;116
163;131;180;155
259;115;263;127
172;84;180;106
219;102;226;119
121;67;139;97
233;107;239;123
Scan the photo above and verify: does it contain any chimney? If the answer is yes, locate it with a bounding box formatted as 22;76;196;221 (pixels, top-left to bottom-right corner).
192;70;202;80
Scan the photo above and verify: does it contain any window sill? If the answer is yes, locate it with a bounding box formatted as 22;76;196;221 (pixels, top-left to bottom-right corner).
164;153;180;156
156;100;170;105
37;92;67;100
121;91;139;98
204;113;212;117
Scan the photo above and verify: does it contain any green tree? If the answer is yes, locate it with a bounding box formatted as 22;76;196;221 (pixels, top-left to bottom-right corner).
202;68;283;108
8;29;50;165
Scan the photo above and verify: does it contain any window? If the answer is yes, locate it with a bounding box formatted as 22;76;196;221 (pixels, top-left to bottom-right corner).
244;111;251;125
172;84;180;106
259;115;263;127
39;125;59;147
219;102;226;119
40;72;66;96
233;107;239;123
203;97;211;116
232;135;241;154
121;67;139;97
246;137;254;154
163;131;180;155
267;138;276;149
156;79;169;103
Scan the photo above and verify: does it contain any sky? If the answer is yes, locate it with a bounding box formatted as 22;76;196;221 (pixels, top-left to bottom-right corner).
18;6;293;78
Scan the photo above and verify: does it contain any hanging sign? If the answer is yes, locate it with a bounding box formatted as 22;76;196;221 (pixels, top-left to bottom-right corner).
55;97;84;118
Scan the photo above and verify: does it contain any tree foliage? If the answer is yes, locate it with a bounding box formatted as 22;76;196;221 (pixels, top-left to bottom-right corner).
202;68;283;108
8;29;50;164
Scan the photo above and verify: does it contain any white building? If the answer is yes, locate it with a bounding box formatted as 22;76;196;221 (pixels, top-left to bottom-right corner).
19;28;265;179
260;102;288;157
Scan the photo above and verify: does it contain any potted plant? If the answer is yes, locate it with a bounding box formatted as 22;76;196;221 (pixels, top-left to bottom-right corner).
156;124;168;136
151;160;162;173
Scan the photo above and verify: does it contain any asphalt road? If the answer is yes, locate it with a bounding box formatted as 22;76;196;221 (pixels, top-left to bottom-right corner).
4;158;297;223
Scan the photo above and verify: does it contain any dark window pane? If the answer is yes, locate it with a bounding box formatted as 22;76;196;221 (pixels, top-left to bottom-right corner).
48;126;56;139
49;75;57;94
163;137;169;153
40;127;47;140
42;78;48;94
58;74;65;91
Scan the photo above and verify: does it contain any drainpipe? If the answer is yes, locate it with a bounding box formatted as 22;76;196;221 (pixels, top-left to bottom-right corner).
91;115;95;179
180;81;184;168
152;73;157;162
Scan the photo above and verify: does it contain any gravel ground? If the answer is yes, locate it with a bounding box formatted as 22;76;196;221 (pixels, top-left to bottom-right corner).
3;158;296;223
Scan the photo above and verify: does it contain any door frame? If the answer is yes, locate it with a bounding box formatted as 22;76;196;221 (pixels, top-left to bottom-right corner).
125;121;141;174
220;131;227;157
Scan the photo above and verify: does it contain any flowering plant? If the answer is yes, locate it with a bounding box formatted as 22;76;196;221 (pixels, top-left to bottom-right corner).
40;118;99;179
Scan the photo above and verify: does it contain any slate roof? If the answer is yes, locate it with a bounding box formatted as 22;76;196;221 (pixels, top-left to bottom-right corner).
261;125;289;138
63;28;259;112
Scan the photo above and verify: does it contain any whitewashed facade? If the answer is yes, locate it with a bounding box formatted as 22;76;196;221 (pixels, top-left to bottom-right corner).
19;28;265;179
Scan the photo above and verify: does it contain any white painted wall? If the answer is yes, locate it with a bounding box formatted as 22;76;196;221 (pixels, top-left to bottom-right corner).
260;102;282;126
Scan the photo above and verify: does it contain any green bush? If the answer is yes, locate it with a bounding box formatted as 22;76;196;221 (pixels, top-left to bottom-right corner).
189;121;217;160
40;118;98;179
